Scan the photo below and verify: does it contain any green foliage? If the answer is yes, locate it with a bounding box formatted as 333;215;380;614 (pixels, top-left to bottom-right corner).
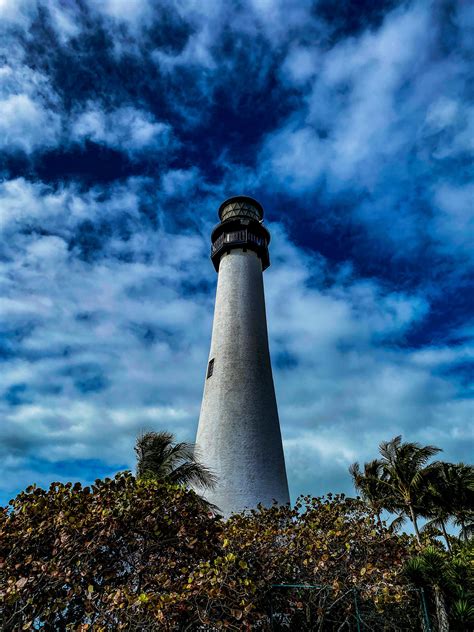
422;462;474;548
221;494;418;630
376;435;442;543
351;436;473;552
1;477;421;630
1;434;471;630
404;541;474;631
349;458;393;524
451;598;474;628
0;473;222;631
135;430;217;490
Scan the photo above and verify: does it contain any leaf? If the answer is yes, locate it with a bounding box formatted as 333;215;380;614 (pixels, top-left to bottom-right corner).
231;609;243;620
87;584;94;593
16;577;28;589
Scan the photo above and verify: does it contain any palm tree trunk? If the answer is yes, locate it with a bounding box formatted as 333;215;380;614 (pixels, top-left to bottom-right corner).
408;504;422;546
433;585;449;632
376;511;383;529
440;520;451;553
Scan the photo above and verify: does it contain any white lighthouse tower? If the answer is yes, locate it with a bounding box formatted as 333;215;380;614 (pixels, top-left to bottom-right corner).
194;196;290;517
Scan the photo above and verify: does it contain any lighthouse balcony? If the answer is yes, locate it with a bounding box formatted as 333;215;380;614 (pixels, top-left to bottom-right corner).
211;227;270;271
211;229;265;253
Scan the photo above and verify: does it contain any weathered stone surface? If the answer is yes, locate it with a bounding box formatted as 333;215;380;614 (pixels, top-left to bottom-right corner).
195;246;290;517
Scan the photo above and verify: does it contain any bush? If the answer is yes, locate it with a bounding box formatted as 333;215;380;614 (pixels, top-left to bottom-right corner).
0;473;221;630
1;476;422;630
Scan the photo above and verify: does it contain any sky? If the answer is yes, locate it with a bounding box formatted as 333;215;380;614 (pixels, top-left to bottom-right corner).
0;0;473;507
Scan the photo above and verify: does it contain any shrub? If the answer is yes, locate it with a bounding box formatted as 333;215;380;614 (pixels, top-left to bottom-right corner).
1;478;422;630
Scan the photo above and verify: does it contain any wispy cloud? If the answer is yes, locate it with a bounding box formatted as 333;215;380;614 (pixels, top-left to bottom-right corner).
71;104;173;155
0;0;472;505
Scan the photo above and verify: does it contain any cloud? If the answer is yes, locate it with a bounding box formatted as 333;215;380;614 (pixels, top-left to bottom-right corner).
268;2;434;188
0;178;69;232
261;0;473;269
87;0;154;25
0;57;173;157
0;63;62;154
0;94;61;153
161;167;200;196
280;46;319;86
0;0;37;26
0;0;472;511
71;104;173;155
1;176;472;506
0;176;215;499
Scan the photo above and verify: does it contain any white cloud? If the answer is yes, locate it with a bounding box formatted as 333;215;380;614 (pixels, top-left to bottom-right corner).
0;0;37;25
87;0;153;24
0;178;70;233
246;0;315;41
263;126;327;191
0;94;61;153
0;0;472;510
161;168;200;196
3;178;470;505
265;2;435;190
0;46;172;157
0;61;62;154
153;18;217;71
48;3;81;42
259;0;473;267
71;104;173;154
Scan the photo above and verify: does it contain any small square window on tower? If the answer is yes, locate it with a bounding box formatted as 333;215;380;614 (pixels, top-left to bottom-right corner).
207;358;215;379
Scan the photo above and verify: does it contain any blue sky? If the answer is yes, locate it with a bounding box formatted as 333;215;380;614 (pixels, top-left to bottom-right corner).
0;0;473;506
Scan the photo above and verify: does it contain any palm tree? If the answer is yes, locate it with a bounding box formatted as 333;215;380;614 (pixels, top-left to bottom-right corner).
446;463;474;542
422;462;474;550
135;431;217;490
349;459;392;528
422;462;456;552
405;542;474;631
377;436;441;546
405;546;451;632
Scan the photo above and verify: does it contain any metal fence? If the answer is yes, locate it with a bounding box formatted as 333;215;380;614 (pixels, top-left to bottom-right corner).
268;584;432;631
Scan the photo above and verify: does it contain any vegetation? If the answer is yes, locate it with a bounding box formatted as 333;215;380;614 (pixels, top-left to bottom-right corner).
0;476;417;630
405;544;474;632
349;458;392;528
422;462;474;551
349;436;474;547
0;434;472;630
350;435;474;630
135;431;216;490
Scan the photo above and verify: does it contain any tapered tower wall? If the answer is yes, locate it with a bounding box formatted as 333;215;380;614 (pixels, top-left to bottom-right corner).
194;197;290;517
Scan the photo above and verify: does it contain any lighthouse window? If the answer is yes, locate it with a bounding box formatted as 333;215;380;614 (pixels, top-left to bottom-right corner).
207;358;215;378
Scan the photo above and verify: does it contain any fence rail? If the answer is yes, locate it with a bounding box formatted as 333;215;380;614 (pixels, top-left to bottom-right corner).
268;583;432;631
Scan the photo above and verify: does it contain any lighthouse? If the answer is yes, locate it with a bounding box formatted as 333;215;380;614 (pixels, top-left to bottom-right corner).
194;196;290;517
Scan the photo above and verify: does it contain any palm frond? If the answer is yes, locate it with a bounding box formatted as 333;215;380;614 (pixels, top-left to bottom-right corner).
388;514;405;532
379;435;402;462
168;461;217;490
403;556;426;586
135;430;217;494
451;599;474;625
